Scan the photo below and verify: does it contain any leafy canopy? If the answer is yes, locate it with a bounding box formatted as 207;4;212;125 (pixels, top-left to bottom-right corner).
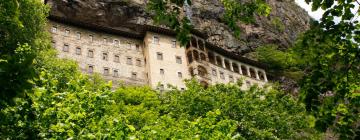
0;51;321;139
0;0;49;104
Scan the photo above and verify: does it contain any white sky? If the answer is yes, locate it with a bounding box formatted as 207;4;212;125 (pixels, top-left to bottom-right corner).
295;0;359;21
294;0;325;20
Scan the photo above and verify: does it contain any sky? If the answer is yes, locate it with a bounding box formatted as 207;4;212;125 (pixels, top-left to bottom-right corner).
295;0;359;22
294;0;325;20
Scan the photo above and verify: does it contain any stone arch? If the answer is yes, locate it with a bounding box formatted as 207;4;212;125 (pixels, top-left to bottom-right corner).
232;63;239;73
187;51;193;63
216;56;222;66
198;40;205;51
191;38;197;48
250;68;256;79
224;59;231;70
186;42;191;49
193;50;199;61
241;65;247;75
200;53;206;62
189;67;195;76
208;52;215;64
259;72;265;81
197;65;208;77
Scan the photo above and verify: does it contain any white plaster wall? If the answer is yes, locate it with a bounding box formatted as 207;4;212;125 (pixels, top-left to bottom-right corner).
49;21;147;85
144;32;190;90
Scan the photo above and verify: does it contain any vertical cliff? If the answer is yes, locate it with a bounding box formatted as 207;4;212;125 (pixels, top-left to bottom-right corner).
47;0;311;56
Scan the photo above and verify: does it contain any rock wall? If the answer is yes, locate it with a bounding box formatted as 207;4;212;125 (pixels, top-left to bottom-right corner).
47;0;311;57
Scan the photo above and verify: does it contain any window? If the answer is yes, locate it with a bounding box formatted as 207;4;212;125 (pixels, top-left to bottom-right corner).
136;44;140;51
178;72;183;78
157;52;163;60
136;59;141;66
88;65;94;73
153;36;159;44
63;44;69;52
127;43;131;50
102;52;108;61
176;56;182;64
75;47;81;55
51;26;57;33
181;88;185;91
65;29;70;36
220;71;225;79
172;40;176;48
103;67;110;76
114;40;119;46
113;69;119;77
89;35;94;42
229;75;234;83
76;32;81;40
131;72;137;79
212;68;217;76
88;50;94;58
114;55;120;63
160;69;165;75
127;57;132;65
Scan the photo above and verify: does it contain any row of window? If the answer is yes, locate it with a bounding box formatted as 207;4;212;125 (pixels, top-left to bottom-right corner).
52;26;178;49
59;43;143;66
159;68;183;78
52;26;142;50
156;52;183;64
87;65;139;79
152;36;177;48
211;68;253;86
87;65;183;80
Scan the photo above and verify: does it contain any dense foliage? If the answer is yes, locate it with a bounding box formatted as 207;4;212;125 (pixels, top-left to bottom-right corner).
0;49;321;139
1;0;359;139
254;0;360;138
0;0;49;105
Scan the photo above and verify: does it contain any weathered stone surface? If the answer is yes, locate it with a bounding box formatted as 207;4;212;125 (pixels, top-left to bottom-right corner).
47;0;311;57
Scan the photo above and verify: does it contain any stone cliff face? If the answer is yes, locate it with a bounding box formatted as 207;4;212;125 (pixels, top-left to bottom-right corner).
47;0;311;57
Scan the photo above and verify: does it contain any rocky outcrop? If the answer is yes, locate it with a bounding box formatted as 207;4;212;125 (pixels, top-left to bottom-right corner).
47;0;311;57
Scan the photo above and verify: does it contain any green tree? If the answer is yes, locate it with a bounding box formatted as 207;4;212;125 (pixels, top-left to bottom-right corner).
0;49;322;139
0;0;49;105
254;0;360;138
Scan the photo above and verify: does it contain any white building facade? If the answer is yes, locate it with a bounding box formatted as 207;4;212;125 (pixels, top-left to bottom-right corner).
48;16;268;90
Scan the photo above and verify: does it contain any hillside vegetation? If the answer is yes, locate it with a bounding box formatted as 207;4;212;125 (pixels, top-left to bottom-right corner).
1;0;359;139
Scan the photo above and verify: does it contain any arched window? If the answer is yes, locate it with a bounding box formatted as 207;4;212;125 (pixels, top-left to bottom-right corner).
198;41;205;51
198;66;208;77
216;56;222;66
224;59;231;70
233;63;239;73
193;50;199;61
191;38;198;48
200;53;206;62
241;65;247;75
186;42;191;49
208;52;215;64
250;68;256;79
189;67;195;76
259;72;265;81
187;52;193;63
